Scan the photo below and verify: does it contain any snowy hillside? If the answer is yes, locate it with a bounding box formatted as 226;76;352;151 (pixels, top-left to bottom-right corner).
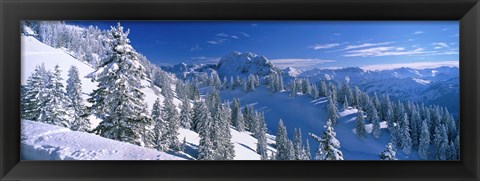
217;87;416;160
21;120;185;160
21;34;274;160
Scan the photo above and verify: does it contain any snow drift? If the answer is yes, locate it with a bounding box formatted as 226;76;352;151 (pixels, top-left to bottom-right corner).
21;120;185;160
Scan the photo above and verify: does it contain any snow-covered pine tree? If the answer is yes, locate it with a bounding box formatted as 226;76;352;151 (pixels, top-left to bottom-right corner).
22;64;48;120
311;85;319;99
418;119;430;160
446;140;456;160
293;128;305;160
400;113;412;154
319;80;327;97
309;119;343;160
353;86;362;108
328;82;338;102
192;101;210;132
379;143;397;160
305;139;312;160
89;23;152;146
433;124;449;160
256;112;269;160
159;97;181;151
453;135;460;160
355;108;367;139
371;108;381;139
179;96;192;129
197;108;215;160
66;65;90;132
287;140;295;160
301;79;311;94
373;92;381;118
230;98;245;132
212;104;235;160
152;98;166;150
275;119;292;160
343;95;349;110
410;105;422;147
290;79;297;97
39;65;72;128
327;94;339;126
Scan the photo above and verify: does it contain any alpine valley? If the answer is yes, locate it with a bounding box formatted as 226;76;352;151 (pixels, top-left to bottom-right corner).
20;21;459;161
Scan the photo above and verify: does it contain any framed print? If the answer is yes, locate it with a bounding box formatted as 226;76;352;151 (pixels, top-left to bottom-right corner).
1;0;479;180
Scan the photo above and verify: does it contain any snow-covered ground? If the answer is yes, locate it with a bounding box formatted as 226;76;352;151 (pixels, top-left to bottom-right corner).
21;120;184;160
21;35;272;160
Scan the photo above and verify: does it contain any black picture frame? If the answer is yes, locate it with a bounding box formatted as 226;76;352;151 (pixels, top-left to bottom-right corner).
1;0;479;180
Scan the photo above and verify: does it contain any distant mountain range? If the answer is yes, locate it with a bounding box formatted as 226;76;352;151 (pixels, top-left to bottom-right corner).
161;51;459;114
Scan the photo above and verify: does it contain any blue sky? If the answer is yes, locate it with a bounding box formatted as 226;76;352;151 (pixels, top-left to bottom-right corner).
68;21;459;71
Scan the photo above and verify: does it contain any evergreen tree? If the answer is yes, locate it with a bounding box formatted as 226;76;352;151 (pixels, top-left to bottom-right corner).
179;96;192;129
319;81;327;97
39;65;72;128
305;139;312;160
293;128;305;160
197;110;215;160
355;109;367;138
418;119;430;160
22;64;48;120
343;95;349;110
327;94;339;126
89;23;152;146
379;143;397;160
211;104;235;160
231;98;245;132
192;101;209;132
433;124;448;160
400;113;412;154
309;119;343;160
256;113;269;160
371;108;381;139
275;119;293;160
152;98;166;150
410;106;422;147
160;97;181;151
67;65;90;131
290;79;297;97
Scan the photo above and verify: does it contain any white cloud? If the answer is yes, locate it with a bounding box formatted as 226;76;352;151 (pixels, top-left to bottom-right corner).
343;46;433;57
216;33;229;37
240;32;250;37
190;44;202;52
231;35;239;39
333;33;341;36
432;42;449;49
207;38;227;45
191;56;221;64
360;61;459;71
339;42;395;51
413;31;424;35
270;58;336;69
309;43;340;50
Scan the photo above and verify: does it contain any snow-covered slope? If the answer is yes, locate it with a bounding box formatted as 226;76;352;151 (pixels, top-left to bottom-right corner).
21;35;272;160
21;120;184;160
219;87;418;160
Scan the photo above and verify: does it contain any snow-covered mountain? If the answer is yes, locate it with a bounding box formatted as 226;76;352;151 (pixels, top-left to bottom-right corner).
216;51;281;78
162;51;282;80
